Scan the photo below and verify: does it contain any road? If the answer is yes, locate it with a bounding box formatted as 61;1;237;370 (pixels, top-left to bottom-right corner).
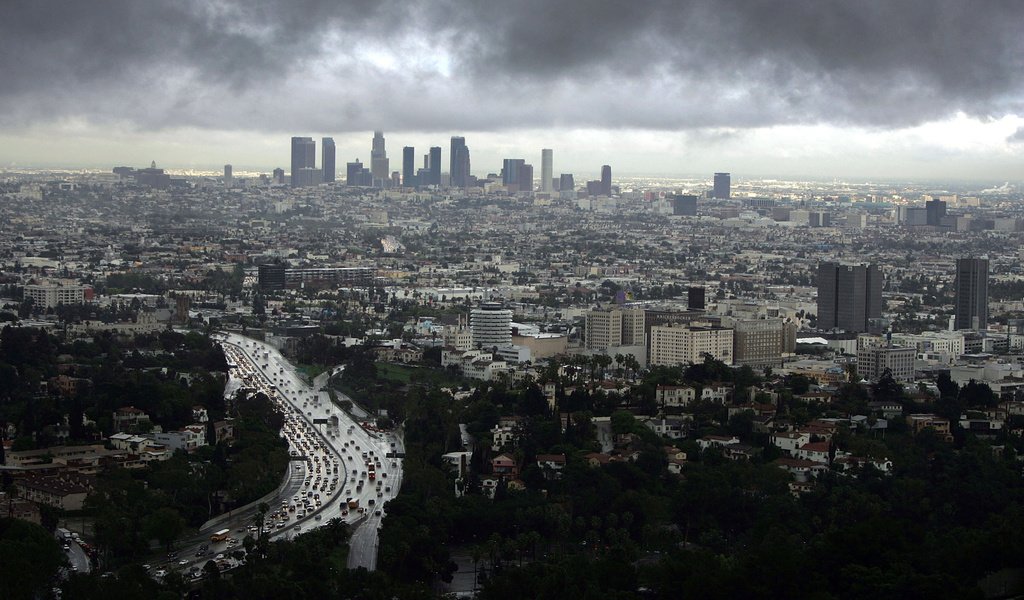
213;332;403;571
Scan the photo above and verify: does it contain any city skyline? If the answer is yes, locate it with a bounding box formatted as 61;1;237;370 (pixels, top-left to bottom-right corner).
1;2;1023;181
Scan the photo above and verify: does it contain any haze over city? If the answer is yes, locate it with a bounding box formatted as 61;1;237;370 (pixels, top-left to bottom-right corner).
2;0;1024;180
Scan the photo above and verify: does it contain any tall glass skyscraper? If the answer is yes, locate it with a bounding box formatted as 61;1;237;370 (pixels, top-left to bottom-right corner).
429;146;442;186
290;137;315;187
817;262;883;333
321;137;335;183
450;136;469;188
955;258;989;330
713;172;731;199
402;146;416;187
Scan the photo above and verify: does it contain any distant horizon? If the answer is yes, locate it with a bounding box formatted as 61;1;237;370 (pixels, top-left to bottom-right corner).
3;159;1021;191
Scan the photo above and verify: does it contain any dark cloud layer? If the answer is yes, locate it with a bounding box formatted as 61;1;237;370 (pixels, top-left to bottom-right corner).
2;0;1022;134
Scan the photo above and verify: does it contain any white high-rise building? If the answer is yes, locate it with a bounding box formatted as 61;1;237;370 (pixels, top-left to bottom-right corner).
541;149;553;193
470;302;513;349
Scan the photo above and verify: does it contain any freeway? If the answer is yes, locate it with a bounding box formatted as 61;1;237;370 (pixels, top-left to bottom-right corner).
143;332;402;581
215;333;403;570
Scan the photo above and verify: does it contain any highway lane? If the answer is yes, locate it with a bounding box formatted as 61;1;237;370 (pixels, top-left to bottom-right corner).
141;331;403;580
215;332;403;570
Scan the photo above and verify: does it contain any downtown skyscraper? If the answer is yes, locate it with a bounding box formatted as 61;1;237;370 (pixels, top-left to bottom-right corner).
371;131;389;187
955;258;989;330
541;149;553;193
402;146;416;187
321;137;336;183
290;136;315;188
428;146;441;186
450;136;470;188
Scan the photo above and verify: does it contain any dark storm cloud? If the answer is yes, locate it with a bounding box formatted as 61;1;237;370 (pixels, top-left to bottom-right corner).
1;0;1022;133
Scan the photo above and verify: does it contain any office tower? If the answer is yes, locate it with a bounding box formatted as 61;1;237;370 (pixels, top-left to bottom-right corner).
502;158;525;190
541;149;553;192
673;194;698;216
223;164;232;186
290;137;315;187
272;168;285;184
559;174;574;191
455;144;471;188
402;146;416;187
519;163;533;193
713;172;731;199
601;165;612;196
687;286;705;310
816;262;883;333
926;198;946;226
429;146;442;185
370;131;389;186
470;302;512;349
450;136;465;184
321;137;336;183
955;258;989;330
346;160;364;186
293;168;322;187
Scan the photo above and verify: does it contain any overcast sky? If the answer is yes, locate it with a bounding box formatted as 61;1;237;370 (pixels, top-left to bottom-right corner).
2;0;1023;181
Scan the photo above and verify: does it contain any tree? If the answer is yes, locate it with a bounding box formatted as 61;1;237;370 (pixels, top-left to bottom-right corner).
610;410;637;436
144;507;185;552
0;518;67;600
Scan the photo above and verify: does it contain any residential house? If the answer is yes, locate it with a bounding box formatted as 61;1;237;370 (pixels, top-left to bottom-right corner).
771;431;811;454
643;417;689;440
112;406;151;432
491;453;519;479
536;454;567;479
906;413;953;442
696;435;740;451
701;385;732;404
656;385;696;408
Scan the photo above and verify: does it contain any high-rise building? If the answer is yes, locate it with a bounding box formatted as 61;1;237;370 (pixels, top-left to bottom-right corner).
290;137;315;187
541;149;553;193
585;306;645;351
519;163;533;193
402;146;416;187
321;137;336;183
955;258;989;330
601;165;612;196
346;160;365;186
370;131;389;186
816;262;883;333
559;174;574;192
673;194;698;216
223;164;232;186
429;146;442;186
926;198;947;226
470;302;513;349
713;172;731;199
272;168;285;184
450;136;468;187
687;286;705;310
502;158;525;190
